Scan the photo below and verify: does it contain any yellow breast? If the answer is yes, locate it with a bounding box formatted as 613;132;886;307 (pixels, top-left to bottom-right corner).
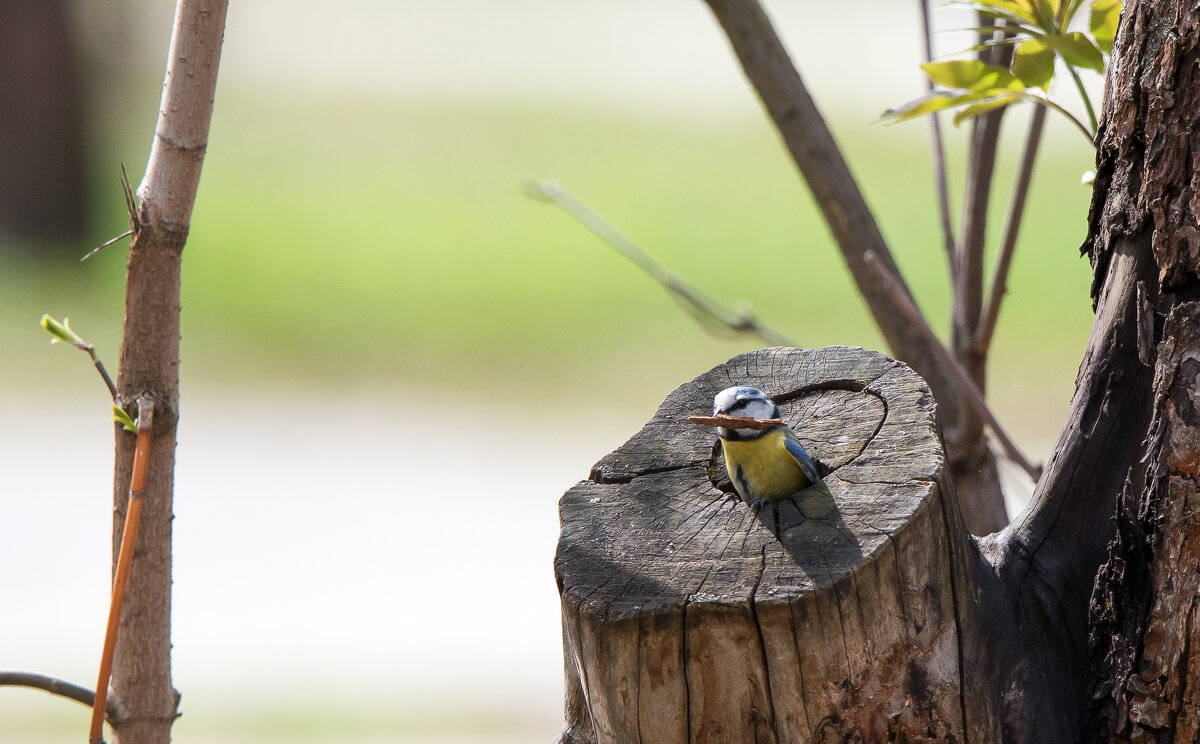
720;429;811;503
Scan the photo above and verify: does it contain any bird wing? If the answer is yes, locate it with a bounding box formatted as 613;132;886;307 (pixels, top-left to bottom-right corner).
782;430;821;485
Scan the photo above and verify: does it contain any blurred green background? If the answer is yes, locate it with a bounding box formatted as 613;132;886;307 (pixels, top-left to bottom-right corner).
0;1;1100;742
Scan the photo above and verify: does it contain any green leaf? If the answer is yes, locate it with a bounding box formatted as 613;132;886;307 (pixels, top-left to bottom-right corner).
1012;38;1056;89
1044;31;1105;71
41;314;87;349
951;91;1024;125
1032;0;1058;28
969;0;1040;24
965;5;1039;27
959;25;1042;37
921;60;1022;93
112;405;138;433
1090;0;1123;53
964;41;1020;57
881;92;970;124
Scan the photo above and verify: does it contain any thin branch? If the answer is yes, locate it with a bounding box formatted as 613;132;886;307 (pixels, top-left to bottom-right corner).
864;251;1041;481
526;180;794;347
1055;0;1099;136
975;104;1047;354
919;0;957;279
82;167;139;262
92;354;118;402
40;316;118;401
0;672;118;718
1027;93;1095;141
1062;66;1099;137
955;17;1011;367
80;230;133;263
90;397;155;744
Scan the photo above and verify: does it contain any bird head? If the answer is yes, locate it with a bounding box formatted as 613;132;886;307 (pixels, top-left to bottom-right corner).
712;386;781;440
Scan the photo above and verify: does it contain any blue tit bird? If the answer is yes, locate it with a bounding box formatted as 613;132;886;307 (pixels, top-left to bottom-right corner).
712;386;821;510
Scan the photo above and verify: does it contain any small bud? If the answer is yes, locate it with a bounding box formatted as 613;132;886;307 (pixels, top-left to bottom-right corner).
112;405;138;433
40;315;91;350
1081;170;1096;185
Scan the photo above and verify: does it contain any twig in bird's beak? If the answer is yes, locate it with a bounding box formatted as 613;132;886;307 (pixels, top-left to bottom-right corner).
688;414;785;430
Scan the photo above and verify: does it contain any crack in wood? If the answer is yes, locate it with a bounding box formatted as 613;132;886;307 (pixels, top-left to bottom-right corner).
635;615;644;744
935;487;972;744
590;462;695;486
682;591;692;744
785;598;817;736
747;546;778;740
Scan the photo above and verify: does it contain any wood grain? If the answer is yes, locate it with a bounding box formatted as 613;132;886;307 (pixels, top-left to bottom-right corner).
556;346;976;743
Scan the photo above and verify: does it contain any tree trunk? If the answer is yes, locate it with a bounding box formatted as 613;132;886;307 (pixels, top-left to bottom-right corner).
108;2;227;742
555;347;998;743
1085;0;1200;740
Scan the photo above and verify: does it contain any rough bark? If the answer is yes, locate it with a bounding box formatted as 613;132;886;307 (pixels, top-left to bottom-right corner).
1089;305;1200;742
1084;0;1200;740
555;346;999;743
980;228;1157;742
108;2;227;743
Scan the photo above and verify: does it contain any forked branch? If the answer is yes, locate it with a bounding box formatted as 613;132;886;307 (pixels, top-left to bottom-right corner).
701;0;960;427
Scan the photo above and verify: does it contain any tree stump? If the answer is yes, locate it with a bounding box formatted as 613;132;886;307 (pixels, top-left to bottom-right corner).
555;346;979;744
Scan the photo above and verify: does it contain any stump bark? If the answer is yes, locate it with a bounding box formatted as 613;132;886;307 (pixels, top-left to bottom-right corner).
556;346;992;744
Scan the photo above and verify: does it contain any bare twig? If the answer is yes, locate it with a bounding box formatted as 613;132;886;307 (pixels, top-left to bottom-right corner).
0;672;118;718
1030;93;1096;141
919;0;957;279
864;251;1040;481
40;316;118;401
90;357;117;403
526;180;794;346
955;18;1011;365
975;104;1047;354
80;230;133;263
90;397;155;744
1065;53;1099;136
81;167;139;262
688;414;786;430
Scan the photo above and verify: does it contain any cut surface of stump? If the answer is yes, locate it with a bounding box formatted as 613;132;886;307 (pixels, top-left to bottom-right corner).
556;346;970;744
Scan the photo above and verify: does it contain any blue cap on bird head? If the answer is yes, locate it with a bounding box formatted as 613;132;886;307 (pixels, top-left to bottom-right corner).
713;386;782;426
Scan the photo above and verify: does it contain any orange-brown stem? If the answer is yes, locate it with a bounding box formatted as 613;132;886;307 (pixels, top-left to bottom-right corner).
89;398;154;744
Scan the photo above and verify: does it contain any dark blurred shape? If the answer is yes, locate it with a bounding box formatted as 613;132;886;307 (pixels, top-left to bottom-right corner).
0;0;88;247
